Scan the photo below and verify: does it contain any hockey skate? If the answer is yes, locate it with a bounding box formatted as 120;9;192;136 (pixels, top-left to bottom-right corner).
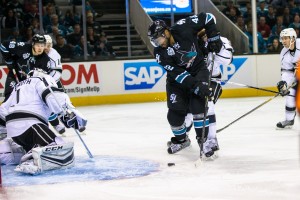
276;120;294;129
167;136;191;154
167;124;193;147
54;124;66;134
197;138;217;160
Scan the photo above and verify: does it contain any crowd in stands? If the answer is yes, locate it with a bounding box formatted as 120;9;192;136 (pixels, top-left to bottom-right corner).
219;0;300;53
0;0;116;60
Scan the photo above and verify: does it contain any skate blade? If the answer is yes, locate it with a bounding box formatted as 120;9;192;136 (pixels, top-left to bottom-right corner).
276;126;293;130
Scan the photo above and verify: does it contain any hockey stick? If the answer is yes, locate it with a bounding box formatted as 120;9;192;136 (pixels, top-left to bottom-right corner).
42;77;93;159
216;82;296;133
197;52;216;165
220;80;295;97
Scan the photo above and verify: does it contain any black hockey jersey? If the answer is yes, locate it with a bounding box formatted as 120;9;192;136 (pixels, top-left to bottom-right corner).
154;13;219;89
0;41;51;81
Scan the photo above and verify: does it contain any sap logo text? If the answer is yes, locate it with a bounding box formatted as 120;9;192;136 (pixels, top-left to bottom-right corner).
124;62;166;90
220;58;247;85
45;146;63;151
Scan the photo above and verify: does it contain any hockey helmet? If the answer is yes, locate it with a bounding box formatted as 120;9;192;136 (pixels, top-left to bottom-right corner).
279;28;297;42
44;35;52;44
148;20;169;47
32;34;46;45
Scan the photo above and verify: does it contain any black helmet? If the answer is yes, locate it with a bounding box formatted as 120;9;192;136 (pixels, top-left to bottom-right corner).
148;20;169;47
32;34;46;45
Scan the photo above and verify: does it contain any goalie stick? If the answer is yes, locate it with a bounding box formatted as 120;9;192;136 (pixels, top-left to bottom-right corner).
42;77;94;159
217;82;296;133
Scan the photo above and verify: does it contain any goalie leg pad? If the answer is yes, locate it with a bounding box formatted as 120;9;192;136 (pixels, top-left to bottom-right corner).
33;142;75;172
15;142;75;175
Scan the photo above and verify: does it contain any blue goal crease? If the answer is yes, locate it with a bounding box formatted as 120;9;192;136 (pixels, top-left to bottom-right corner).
1;155;159;187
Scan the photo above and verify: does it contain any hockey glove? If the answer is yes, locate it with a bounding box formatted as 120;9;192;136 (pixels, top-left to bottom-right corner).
207;32;222;53
277;80;290;96
59;109;87;132
209;81;222;104
193;81;213;98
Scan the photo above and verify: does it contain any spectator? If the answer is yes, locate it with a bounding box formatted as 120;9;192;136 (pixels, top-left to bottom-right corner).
53;34;73;60
288;13;300;29
62;9;76;31
86;12;102;34
7;27;23;42
257;16;271;38
66;23;82;48
23;4;39;28
43;4;55;28
6;0;24;20
235;15;247;32
228;7;238;23
23;27;34;43
267;24;283;46
266;5;277;28
1;9;23;29
272;16;286;35
257;0;268;19
244;21;267;53
222;0;241;19
287;0;300;15
282;7;293;27
268;38;283;53
48;26;60;45
95;33;116;56
86;26;98;46
73;36;93;57
46;14;68;36
243;3;252;24
30;18;42;34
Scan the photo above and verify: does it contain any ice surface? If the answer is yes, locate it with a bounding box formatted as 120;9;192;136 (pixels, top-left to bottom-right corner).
0;96;299;200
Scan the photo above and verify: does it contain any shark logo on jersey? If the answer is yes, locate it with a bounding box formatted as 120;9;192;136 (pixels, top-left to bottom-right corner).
176;43;197;67
220;57;247;85
124;62;166;90
170;94;177;103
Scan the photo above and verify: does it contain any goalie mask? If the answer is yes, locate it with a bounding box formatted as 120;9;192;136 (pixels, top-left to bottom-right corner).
280;28;297;49
148;20;169;47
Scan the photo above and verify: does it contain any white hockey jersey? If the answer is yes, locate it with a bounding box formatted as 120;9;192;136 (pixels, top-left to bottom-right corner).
207;36;233;77
48;48;62;82
279;38;300;85
0;74;69;138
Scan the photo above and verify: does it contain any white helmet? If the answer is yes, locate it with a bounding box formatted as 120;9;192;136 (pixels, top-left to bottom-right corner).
44;35;53;47
279;28;297;42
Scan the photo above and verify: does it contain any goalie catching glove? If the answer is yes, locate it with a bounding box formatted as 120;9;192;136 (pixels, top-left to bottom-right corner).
59;109;87;132
277;80;290;96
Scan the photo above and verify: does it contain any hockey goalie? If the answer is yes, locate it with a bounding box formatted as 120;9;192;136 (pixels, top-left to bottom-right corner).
0;69;87;175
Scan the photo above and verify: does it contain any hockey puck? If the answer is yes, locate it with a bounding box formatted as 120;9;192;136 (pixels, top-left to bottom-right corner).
167;163;175;167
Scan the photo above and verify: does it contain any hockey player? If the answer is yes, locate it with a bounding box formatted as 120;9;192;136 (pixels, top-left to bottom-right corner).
177;31;233;156
44;34;66;134
0;69;87;174
0;34;51;102
148;13;223;158
276;28;299;129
